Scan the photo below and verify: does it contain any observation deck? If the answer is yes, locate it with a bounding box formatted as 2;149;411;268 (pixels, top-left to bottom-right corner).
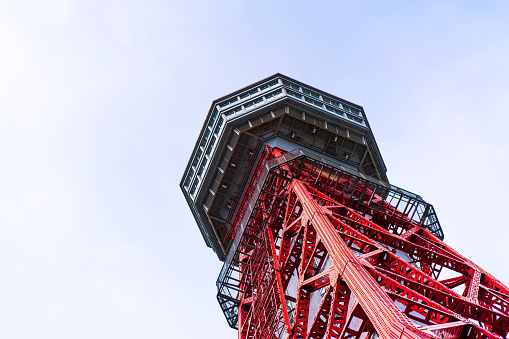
180;74;443;261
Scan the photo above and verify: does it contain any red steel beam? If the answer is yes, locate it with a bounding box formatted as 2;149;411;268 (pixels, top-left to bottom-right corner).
291;179;428;339
234;152;508;339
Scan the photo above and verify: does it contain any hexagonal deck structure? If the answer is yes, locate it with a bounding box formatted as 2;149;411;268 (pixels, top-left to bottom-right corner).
181;74;413;260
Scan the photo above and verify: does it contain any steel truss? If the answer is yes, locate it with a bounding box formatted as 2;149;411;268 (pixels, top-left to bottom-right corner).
218;149;508;339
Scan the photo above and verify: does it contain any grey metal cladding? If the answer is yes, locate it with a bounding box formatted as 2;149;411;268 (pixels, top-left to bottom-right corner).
180;74;388;260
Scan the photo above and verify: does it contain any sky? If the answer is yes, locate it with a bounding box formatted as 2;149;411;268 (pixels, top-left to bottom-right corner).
0;1;508;338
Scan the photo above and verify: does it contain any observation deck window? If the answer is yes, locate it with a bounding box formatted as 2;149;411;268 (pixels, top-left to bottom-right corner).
205;136;217;156
342;104;361;116
346;114;363;125
302;88;320;99
282;80;300;91
183;171;193;188
325;105;343;116
219;98;238;108
204;127;212;140
323;97;340;108
229;107;242;115
199;137;207;148
197;161;207;177
304;97;323;108
260;80;278;91
287;90;303;99
265;89;283;101
191;156;199;168
216;116;225;131
245;98;263;111
207;108;219;128
205;144;213;157
239;89;259;100
195;148;203;159
190;178;199;195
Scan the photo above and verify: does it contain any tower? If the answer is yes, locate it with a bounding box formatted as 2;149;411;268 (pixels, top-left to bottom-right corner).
180;74;508;339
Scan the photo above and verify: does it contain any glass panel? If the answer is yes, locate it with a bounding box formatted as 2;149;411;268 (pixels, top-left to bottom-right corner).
216;116;225;130
183;171;193;187
323;97;340;107
287;90;302;99
220;98;238;108
346;114;363;124
302;88;319;98
282;80;300;91
205;142;214;156
245;98;264;110
343;104;361;116
265;89;283;101
190;178;199;195
197;160;207;177
239;89;258;100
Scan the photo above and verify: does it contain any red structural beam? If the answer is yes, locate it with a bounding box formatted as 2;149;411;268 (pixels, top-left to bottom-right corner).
232;150;508;339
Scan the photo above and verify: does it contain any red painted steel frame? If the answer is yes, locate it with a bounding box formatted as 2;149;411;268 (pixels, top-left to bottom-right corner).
235;150;509;339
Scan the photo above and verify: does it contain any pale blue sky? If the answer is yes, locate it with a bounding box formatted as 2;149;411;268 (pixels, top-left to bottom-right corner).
1;1;508;338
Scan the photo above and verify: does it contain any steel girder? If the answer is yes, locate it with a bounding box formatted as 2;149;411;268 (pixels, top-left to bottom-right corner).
233;152;508;339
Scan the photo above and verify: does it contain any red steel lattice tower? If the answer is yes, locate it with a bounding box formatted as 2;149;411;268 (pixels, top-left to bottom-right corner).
180;74;508;339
